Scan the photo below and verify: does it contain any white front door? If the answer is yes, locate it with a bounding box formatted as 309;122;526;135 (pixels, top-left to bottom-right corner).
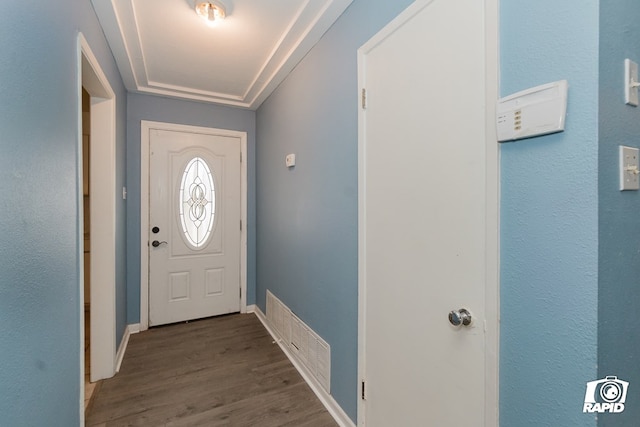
149;129;241;326
358;0;498;425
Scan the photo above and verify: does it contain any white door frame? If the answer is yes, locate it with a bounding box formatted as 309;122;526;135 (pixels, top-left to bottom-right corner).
140;121;248;331
77;32;118;419
356;0;499;425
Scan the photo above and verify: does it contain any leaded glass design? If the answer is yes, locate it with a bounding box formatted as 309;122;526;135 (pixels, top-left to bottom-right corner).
179;157;215;249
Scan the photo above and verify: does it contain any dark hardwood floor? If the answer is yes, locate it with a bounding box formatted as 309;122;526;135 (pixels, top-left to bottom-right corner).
86;313;338;427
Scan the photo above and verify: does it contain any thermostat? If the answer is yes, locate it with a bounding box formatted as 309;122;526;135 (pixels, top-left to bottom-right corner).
497;80;568;142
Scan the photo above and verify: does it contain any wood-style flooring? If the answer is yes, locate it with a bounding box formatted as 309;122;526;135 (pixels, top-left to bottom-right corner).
86;313;338;427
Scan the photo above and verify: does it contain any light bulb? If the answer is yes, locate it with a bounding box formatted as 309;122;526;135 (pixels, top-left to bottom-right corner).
194;2;226;23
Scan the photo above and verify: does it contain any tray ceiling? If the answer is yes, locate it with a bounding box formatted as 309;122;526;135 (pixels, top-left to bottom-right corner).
91;0;353;109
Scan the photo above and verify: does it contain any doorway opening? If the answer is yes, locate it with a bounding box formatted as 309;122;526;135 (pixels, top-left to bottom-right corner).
78;33;117;421
81;87;96;409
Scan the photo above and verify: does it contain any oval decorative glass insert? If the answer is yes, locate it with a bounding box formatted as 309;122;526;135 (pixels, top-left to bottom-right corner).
179;157;216;249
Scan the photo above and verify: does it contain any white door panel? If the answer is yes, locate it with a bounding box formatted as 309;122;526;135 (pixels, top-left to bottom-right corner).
149;129;241;326
359;0;498;425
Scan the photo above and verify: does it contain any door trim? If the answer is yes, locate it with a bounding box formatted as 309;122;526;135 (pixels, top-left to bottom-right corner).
356;0;499;425
77;32;118;419
140;121;248;331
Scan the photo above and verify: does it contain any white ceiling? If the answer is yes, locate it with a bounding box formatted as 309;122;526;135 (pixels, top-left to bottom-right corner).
92;0;353;109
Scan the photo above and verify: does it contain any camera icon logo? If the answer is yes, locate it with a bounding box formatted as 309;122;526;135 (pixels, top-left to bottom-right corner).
583;376;629;414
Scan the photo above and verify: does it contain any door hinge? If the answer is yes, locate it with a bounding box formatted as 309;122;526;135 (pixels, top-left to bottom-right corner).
240;152;242;163
240;288;242;298
361;88;367;109
361;380;366;400
240;220;242;231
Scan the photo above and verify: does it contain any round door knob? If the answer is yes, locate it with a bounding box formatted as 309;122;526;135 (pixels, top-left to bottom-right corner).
449;308;472;326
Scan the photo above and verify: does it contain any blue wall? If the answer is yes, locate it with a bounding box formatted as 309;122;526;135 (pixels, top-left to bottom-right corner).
500;1;599;426
126;93;256;322
0;1;127;425
598;1;640;425
255;0;413;421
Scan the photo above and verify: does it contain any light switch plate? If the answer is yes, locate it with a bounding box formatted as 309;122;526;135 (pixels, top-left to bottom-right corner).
625;59;638;107
620;145;639;190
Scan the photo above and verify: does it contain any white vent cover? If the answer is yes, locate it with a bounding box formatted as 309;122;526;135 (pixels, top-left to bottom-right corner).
266;290;331;393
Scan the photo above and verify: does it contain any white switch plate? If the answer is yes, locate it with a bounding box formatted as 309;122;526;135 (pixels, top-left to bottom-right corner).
620;145;639;190
285;153;296;168
625;59;638;107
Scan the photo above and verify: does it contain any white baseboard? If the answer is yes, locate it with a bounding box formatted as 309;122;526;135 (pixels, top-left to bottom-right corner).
245;304;257;313
253;307;356;427
115;323;140;373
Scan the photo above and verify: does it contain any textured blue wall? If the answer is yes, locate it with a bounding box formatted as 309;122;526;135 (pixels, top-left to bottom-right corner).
126;93;256;322
500;1;599;426
255;0;412;421
598;1;640;426
0;1;127;425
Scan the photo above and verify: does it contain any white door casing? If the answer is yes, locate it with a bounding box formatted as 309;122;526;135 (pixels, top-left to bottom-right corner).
357;0;499;425
141;122;248;330
78;33;117;391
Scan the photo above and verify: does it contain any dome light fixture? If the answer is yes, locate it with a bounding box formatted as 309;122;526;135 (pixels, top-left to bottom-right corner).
192;0;227;24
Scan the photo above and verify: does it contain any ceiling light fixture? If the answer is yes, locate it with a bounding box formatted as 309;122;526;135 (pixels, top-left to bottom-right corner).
192;0;227;23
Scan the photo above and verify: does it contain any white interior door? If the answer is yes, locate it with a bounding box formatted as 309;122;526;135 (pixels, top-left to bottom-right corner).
149;129;241;326
358;0;498;425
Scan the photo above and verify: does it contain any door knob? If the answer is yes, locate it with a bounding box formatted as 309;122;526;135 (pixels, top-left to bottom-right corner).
448;308;472;326
152;240;167;248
